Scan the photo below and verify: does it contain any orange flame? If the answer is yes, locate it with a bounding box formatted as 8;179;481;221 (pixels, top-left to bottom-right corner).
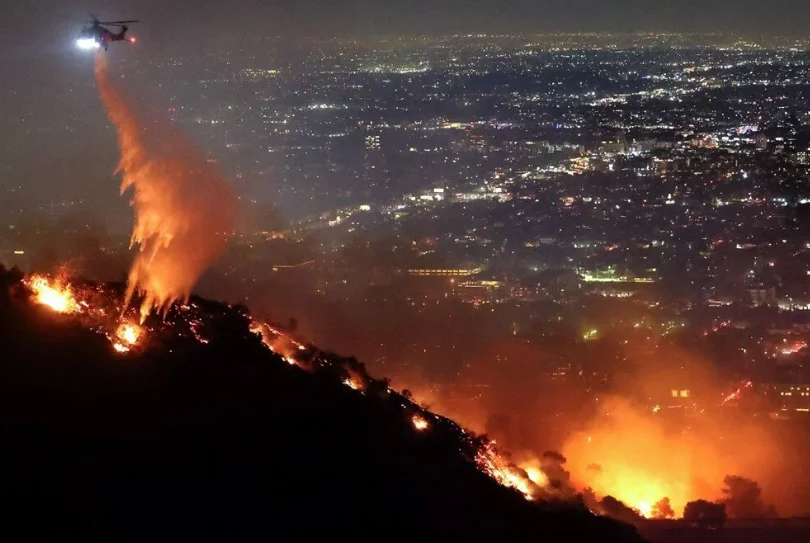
250;320;305;365
521;464;550;488
411;414;429;431
475;441;537;501
27;275;81;314
117;322;142;346
111;321;144;353
343;377;363;391
563;397;731;517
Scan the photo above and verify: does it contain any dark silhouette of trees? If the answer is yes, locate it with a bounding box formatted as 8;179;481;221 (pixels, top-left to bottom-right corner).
683;499;727;528
720;475;776;519
541;450;572;491
542;450;567;463
651;497;675;519
577;486;600;512
600;496;643;524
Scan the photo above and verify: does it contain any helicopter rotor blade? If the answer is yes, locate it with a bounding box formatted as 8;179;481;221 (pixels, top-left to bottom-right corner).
97;20;140;25
56;15;97;23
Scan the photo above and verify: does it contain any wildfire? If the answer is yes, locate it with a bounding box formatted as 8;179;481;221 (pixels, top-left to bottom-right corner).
411;414;429;431
562;396;736;518
24;274;159;354
251;320;306;354
638;502;652;518
111;322;144;353
475;441;537;501
117;323;142;345
20;274;571;513
522;465;550;488
343;377;363;391
721;380;753;405
248;316;556;502
27;275;80;314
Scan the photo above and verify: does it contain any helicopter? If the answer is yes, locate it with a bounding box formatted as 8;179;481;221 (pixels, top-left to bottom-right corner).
75;15;140;51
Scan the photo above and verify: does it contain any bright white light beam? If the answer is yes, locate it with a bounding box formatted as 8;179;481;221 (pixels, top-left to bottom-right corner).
77;38;100;50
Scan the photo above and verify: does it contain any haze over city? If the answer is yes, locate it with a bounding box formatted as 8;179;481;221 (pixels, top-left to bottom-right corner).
4;1;810;541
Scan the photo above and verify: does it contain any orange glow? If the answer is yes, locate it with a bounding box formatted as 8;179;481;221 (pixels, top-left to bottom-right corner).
721;380;753;404
250;321;277;352
117;322;142;346
562;396;733;517
522;465;550;488
411;414;429;431
638;502;652;518
343;377;362;391
111;321;144;353
476;441;536;501
94;55;235;322
27;275;80;314
250;319;306;361
779;341;806;356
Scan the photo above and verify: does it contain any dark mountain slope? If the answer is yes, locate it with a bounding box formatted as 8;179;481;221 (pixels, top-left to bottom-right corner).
0;268;644;541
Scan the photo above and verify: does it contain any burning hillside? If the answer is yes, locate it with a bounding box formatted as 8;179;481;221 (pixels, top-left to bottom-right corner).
385;339;800;528
0;49;725;540
0;267;644;540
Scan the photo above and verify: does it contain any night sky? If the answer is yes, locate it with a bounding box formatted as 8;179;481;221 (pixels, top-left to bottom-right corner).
3;0;810;43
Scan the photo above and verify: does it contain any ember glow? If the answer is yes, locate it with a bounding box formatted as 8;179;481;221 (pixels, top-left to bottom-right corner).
248;318;549;500
343;376;363;391
117;323;142;345
411;414;429;431
475;441;538;501
722;380;753;405
24;274;148;354
94;55;235;322
27;275;80;314
561;395;777;518
20;275;579;510
779;341;807;356
521;465;550;488
564;401;709;517
112;322;143;353
638;502;653;518
250;320;306;366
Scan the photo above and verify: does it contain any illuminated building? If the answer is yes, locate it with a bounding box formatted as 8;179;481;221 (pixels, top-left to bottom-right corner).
408;267;483;277
1;248;29;269
761;384;810;415
578;266;657;284
452;280;503;304
749;287;777;307
364;135;381;151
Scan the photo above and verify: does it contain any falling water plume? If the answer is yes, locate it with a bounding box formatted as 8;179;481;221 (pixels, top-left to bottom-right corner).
94;55;235;321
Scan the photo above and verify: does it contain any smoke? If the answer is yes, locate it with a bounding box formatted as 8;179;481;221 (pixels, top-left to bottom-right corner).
388;332;802;517
561;395;730;516
558;343;783;517
94;55;235;321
